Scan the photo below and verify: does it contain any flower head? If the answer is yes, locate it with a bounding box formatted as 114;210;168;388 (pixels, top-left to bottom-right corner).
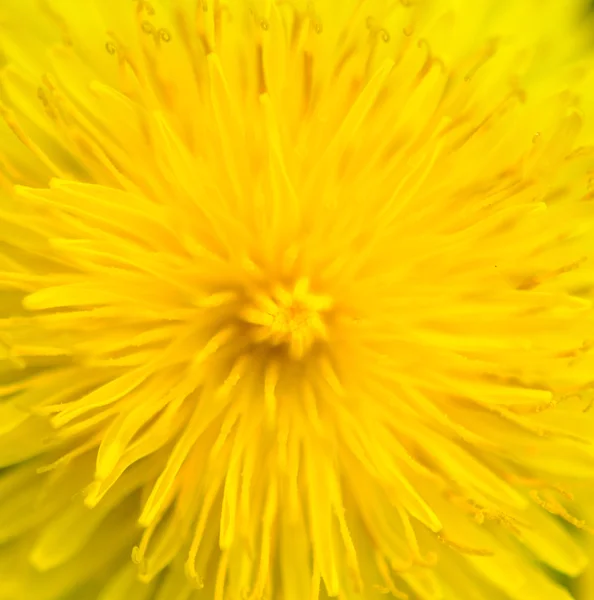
1;0;594;599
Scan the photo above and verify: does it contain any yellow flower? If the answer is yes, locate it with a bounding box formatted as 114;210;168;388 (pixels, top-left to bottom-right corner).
1;0;594;598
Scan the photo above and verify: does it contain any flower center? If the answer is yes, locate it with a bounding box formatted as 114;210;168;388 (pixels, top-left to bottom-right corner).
239;278;333;359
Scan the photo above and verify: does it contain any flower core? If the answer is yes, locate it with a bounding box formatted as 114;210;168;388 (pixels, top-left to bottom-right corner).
239;278;333;359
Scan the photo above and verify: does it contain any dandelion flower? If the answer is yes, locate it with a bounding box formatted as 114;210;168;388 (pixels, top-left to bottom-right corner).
1;0;594;598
